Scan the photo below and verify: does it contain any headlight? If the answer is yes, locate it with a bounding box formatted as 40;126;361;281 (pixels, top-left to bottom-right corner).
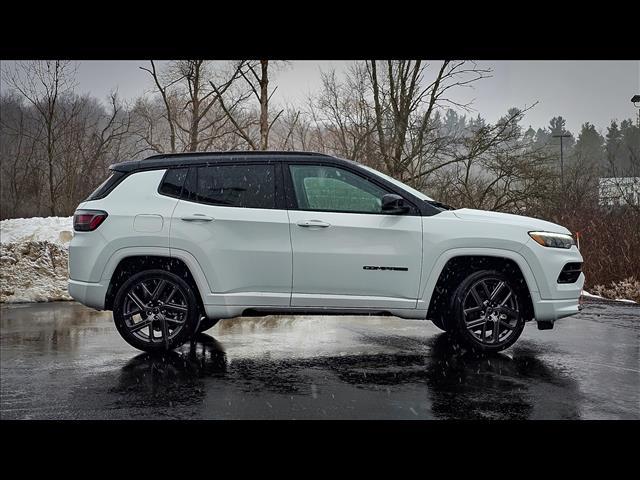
529;231;575;249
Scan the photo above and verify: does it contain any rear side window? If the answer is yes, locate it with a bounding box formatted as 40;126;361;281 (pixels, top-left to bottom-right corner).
183;164;276;209
85;171;126;201
158;168;188;198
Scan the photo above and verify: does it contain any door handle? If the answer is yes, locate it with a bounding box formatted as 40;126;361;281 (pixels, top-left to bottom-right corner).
297;220;331;228
181;214;214;222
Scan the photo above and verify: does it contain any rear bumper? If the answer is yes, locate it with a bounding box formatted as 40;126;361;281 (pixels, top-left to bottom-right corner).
68;279;107;310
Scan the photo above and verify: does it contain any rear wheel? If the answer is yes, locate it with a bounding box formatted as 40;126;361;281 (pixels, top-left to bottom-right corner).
113;269;199;353
450;270;525;353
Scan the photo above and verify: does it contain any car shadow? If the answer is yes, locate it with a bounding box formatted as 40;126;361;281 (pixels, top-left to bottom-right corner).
107;331;582;419
108;334;228;411
119;333;228;380
421;333;582;419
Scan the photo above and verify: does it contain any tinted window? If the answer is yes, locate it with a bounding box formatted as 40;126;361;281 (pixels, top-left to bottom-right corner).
289;164;388;213
159;168;187;198
184;164;276;209
85;171;126;201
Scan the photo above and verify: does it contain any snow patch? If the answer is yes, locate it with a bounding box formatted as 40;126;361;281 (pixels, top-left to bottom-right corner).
581;290;604;299
582;290;637;304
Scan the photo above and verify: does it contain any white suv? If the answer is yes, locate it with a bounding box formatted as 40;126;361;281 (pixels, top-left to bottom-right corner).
68;151;584;353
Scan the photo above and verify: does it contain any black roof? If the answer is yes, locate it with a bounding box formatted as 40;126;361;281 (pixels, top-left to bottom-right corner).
110;151;338;172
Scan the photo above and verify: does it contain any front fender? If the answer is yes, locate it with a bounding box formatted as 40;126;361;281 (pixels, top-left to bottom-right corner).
417;247;541;311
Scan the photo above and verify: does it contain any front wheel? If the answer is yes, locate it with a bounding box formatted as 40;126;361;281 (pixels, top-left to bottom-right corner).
113;269;200;353
430;316;449;332
450;270;525;353
196;317;220;333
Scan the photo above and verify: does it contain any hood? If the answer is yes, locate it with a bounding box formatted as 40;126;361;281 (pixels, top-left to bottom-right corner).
452;208;571;234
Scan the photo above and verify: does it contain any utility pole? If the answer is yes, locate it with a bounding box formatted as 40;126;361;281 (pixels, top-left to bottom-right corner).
552;133;571;189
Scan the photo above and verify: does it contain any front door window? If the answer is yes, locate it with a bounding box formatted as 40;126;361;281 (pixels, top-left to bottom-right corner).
289;164;388;213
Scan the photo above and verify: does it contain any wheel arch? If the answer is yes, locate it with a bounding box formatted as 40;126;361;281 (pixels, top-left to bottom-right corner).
422;249;538;324
104;253;208;315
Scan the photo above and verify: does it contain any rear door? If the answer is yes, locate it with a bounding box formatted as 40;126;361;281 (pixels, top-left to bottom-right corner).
285;162;423;310
168;162;292;307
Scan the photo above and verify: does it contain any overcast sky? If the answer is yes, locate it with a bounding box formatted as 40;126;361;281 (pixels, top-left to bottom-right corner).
2;60;638;135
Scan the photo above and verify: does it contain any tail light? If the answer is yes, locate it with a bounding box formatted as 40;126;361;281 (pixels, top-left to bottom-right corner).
74;210;108;231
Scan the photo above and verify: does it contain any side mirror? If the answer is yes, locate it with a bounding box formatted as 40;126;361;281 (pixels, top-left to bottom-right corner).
381;194;410;214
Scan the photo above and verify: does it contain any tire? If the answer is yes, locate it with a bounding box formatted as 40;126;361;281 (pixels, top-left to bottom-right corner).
113;269;200;353
196;317;220;333
449;269;525;353
430;316;449;332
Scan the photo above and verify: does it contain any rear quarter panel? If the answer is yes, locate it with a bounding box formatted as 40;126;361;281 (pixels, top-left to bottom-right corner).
68;169;178;283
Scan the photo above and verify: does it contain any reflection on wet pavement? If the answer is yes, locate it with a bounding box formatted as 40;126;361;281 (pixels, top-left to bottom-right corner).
1;301;638;419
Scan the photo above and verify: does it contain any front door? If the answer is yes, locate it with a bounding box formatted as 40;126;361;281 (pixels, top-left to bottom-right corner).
285;163;423;310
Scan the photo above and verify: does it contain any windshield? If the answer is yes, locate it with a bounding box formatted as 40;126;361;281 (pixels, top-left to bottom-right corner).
359;165;434;201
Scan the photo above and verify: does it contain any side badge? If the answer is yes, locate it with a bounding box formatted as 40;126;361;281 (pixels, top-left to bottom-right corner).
363;266;408;272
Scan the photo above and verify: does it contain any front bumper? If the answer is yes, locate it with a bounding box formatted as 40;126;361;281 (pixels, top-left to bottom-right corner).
530;288;582;323
519;238;584;323
68;279;107;310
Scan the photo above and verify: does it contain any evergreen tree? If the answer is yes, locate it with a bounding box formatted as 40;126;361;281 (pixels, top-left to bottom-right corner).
619;119;640;174
548;116;575;149
573;122;605;170
605;120;623;174
524;126;536;142
549;116;565;135
534;127;550;148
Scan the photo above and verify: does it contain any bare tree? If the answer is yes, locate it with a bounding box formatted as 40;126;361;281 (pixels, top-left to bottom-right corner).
268;106;304;150
2;61;79;215
366;60;491;184
307;64;377;165
71;93;133;206
139;60;180;153
0;93;42;218
210;60;285;150
1;73;135;218
140;60;239;153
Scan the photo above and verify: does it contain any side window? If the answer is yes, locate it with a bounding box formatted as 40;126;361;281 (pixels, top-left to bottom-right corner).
158;168;187;198
183;164;276;209
85;171;127;201
289;164;388;213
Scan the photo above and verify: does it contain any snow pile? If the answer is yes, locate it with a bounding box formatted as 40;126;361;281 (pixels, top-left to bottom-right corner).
0;216;73;245
1;241;71;302
1;216;74;303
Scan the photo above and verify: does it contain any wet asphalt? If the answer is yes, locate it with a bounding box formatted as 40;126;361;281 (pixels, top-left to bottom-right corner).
0;299;638;420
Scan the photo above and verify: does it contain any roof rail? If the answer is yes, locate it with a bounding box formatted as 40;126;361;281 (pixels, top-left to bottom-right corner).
109;150;341;173
144;150;332;161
